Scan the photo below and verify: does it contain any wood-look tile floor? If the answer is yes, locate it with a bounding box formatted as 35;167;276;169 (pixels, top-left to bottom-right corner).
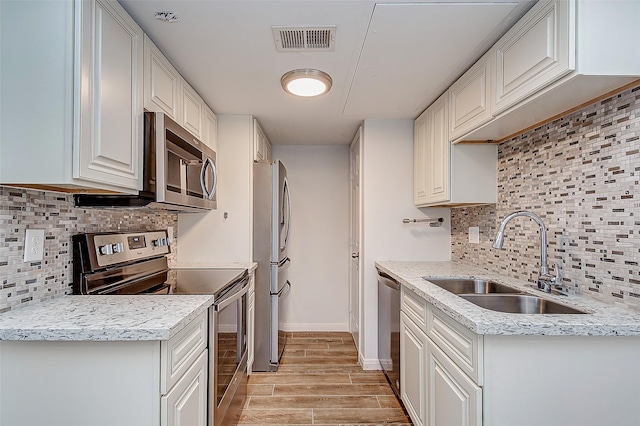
239;332;412;425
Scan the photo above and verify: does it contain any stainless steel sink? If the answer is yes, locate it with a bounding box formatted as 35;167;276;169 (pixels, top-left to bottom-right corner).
423;278;523;294
460;294;587;314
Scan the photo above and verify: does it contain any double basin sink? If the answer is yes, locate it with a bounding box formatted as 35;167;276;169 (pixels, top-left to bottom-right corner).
423;278;586;314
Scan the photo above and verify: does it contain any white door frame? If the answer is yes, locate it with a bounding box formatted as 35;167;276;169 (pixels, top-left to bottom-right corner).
349;126;363;355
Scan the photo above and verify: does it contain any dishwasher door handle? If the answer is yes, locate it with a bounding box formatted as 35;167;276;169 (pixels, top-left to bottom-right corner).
377;271;400;291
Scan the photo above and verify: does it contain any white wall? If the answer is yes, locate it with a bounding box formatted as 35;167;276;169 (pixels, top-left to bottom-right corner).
272;145;351;331
361;119;451;368
178;115;253;263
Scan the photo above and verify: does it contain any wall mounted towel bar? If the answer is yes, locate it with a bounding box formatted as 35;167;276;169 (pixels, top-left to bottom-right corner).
402;217;444;227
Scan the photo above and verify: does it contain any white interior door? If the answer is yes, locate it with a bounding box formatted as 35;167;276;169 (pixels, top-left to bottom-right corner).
349;128;362;351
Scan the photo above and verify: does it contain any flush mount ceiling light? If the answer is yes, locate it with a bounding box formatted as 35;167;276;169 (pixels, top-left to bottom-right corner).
281;69;332;97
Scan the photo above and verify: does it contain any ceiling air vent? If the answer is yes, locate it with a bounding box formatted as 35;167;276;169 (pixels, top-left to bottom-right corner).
272;26;336;52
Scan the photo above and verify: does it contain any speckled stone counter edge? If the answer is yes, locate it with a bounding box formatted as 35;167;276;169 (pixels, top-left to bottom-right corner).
0;295;214;341
375;261;640;336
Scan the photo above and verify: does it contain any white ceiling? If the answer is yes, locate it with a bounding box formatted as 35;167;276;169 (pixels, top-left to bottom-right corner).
119;0;536;145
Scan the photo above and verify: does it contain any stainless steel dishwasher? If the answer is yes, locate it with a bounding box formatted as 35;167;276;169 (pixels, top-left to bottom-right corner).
377;268;401;398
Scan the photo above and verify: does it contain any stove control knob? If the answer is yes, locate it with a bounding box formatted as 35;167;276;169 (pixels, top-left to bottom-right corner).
98;244;113;255
153;238;170;247
112;243;125;254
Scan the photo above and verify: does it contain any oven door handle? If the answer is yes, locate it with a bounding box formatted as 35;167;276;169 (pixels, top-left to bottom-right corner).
215;281;249;311
93;269;169;295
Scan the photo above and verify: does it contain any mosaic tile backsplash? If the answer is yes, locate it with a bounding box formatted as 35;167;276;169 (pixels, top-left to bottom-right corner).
452;84;640;310
0;186;178;313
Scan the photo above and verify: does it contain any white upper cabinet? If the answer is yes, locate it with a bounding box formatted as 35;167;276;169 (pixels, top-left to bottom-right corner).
203;106;218;151
458;0;640;142
449;51;492;141
413;112;429;206
425;94;449;204
144;35;182;122
414;92;497;208
182;83;205;141
491;0;572;114
142;35;218;149
77;0;144;191
0;0;144;193
253;119;272;161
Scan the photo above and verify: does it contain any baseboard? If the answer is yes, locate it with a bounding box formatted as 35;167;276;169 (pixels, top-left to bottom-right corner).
281;322;349;332
359;354;382;371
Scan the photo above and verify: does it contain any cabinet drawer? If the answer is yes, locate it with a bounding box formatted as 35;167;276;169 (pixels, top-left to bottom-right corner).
401;287;428;331
427;306;483;385
161;311;208;394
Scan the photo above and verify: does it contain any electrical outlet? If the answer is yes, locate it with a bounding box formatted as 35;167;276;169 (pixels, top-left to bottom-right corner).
24;229;45;262
167;226;174;244
469;227;480;244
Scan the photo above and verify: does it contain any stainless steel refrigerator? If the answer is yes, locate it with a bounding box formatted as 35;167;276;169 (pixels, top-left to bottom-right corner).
253;160;292;371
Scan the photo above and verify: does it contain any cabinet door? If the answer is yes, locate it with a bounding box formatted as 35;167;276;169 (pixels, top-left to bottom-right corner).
413;110;429;206
76;0;144;191
203;106;218;151
254;119;266;161
449;52;492;141
400;312;427;426
182;82;204;140
162;350;208;426
144;35;182;121
492;0;573;114
426;93;449;204
427;341;482;426
264;138;272;161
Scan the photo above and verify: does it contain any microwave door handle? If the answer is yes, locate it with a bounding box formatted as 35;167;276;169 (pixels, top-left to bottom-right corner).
200;157;217;200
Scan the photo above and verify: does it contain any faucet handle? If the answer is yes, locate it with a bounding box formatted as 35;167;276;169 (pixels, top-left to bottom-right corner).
553;262;564;285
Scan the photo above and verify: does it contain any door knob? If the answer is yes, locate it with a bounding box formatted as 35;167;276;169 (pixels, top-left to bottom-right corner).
351;252;359;259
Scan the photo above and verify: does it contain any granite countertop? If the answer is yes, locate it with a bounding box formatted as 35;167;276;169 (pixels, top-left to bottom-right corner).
0;295;214;341
375;261;640;336
0;264;257;342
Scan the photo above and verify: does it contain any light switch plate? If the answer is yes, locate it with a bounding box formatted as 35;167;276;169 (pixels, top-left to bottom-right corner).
469;227;480;244
24;229;45;262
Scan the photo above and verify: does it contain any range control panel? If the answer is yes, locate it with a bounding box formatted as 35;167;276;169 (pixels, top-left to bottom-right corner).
91;230;170;268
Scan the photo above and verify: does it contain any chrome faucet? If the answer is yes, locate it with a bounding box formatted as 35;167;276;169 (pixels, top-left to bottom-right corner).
492;211;562;293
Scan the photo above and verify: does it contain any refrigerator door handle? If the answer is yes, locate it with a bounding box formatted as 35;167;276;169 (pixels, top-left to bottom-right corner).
277;257;291;269
280;177;291;252
279;280;292;298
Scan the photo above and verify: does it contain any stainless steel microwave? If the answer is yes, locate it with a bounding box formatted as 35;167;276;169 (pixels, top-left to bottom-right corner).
75;111;217;212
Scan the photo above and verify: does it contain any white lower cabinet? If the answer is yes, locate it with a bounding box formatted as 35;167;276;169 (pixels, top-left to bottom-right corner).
427;339;482;426
162;350;208;426
0;311;210;426
400;312;428;426
400;285;640;426
401;309;481;426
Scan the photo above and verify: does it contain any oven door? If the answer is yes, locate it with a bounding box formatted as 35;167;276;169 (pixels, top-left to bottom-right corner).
212;280;248;426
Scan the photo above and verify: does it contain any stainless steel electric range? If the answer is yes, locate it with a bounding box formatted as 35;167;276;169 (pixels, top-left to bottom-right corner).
72;230;248;426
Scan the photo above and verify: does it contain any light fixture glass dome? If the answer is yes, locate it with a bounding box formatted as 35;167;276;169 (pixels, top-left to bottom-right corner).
281;69;332;97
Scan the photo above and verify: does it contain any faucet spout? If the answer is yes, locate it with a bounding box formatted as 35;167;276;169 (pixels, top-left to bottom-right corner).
492;211;557;291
